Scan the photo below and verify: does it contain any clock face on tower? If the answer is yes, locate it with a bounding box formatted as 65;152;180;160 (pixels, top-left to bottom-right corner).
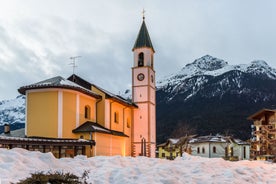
137;73;145;81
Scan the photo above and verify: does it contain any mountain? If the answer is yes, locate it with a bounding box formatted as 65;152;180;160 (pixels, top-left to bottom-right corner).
1;55;276;143
0;95;25;133
156;55;276;143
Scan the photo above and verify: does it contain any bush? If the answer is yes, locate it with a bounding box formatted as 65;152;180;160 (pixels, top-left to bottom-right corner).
16;170;90;184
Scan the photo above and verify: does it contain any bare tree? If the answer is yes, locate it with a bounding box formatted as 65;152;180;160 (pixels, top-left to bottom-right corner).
171;121;197;138
176;134;196;156
170;121;197;156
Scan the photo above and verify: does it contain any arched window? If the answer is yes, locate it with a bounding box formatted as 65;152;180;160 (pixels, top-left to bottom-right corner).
213;146;216;153
202;147;205;154
138;52;144;67
197;147;200;154
84;105;91;119
114;111;119;123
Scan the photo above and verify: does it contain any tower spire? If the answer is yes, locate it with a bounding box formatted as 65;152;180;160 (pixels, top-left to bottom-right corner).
132;11;155;52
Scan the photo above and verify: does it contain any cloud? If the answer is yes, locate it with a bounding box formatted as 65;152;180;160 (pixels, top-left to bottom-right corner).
1;0;276;100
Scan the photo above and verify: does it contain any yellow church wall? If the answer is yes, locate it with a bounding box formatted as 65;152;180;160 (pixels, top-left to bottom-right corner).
92;133;130;156
123;108;132;137
79;94;97;124
110;102;124;132
93;133;112;156
27;90;58;138
91;86;105;127
62;91;77;138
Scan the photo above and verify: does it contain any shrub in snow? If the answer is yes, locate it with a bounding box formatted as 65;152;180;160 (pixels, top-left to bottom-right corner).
15;170;90;184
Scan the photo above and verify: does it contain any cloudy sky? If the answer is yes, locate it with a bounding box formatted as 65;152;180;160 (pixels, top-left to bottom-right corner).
0;0;276;100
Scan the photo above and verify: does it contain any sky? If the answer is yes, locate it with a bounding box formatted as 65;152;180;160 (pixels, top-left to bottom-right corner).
0;0;276;100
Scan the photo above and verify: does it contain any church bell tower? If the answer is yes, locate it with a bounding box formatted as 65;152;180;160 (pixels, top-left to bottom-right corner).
132;15;156;157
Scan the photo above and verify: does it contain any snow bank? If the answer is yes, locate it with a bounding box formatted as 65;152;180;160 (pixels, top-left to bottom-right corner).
0;148;275;184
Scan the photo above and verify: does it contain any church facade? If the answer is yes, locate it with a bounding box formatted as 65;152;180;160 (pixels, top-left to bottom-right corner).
14;18;156;158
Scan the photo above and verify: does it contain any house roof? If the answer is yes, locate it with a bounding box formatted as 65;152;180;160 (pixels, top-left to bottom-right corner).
0;128;25;138
132;20;155;52
247;109;276;120
189;135;249;145
157;138;180;147
72;121;129;137
18;76;101;99
0;135;95;146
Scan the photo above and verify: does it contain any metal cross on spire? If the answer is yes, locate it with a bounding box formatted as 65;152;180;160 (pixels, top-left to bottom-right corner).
142;9;145;20
69;56;81;74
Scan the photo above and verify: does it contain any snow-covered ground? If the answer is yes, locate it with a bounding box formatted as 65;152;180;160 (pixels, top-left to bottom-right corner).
0;148;275;184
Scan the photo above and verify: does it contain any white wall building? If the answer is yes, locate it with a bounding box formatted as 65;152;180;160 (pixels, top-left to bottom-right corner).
189;135;250;160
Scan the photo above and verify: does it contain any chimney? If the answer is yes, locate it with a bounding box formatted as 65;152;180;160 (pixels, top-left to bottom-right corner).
4;124;10;134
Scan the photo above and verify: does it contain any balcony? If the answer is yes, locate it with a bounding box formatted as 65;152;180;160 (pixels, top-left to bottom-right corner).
254;130;266;135
254;121;262;126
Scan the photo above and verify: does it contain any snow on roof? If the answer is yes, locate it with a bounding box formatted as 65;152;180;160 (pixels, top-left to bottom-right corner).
18;76;101;99
0;148;275;183
91;125;110;133
189;135;249;145
168;138;180;144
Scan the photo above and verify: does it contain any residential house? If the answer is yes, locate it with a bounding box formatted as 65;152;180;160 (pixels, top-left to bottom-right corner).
248;109;276;160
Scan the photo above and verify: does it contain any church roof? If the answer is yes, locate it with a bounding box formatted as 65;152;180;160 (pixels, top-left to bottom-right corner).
68;74;138;108
18;76;101;99
72;121;129;137
91;84;138;108
132;20;155;52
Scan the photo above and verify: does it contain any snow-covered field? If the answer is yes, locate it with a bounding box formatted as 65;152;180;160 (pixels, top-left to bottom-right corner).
0;148;275;184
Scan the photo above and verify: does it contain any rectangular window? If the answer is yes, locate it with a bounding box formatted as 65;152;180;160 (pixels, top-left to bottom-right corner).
243;146;246;159
231;147;234;157
114;112;119;123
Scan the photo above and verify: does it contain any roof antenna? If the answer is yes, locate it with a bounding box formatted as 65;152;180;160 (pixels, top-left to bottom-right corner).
69;56;81;75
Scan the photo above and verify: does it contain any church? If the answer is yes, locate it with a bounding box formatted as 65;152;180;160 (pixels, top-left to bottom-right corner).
0;17;156;158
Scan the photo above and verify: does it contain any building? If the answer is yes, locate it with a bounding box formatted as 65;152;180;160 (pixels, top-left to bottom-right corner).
248;109;276;160
0;17;156;158
157;138;181;160
189;135;250;160
157;135;250;160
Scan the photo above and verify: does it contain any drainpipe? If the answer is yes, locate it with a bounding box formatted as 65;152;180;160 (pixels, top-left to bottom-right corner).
110;101;114;129
123;107;128;133
95;98;102;123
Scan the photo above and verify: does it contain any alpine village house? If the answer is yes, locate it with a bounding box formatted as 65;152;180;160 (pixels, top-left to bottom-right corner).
0;17;157;158
248;109;276;160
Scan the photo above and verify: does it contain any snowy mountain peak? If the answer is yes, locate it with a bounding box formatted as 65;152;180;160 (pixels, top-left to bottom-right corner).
185;55;228;71
250;60;268;66
0;95;25;126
